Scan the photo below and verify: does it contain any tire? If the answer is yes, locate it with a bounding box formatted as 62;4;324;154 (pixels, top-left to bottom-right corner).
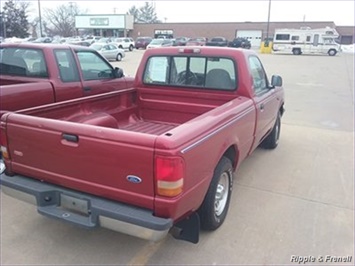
328;49;337;56
198;156;233;230
129;45;134;51
293;48;301;55
118;45;123;49
261;112;281;149
116;53;122;62
0;159;5;175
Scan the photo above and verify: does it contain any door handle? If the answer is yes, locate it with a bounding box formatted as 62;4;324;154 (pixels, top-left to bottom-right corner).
62;133;79;143
83;86;92;92
259;103;265;111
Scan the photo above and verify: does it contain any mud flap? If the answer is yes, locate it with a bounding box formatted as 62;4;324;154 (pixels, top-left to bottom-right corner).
170;212;200;244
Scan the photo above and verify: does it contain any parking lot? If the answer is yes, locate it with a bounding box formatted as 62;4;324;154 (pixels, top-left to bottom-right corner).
1;49;354;265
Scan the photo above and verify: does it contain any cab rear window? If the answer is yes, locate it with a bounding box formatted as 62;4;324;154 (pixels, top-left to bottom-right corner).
143;55;237;91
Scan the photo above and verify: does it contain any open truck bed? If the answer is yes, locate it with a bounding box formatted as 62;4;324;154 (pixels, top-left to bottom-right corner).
2;87;236;208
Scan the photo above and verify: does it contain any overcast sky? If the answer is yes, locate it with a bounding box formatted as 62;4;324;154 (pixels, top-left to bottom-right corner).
19;0;355;26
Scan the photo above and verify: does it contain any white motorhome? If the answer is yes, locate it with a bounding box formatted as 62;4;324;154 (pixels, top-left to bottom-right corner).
272;27;340;56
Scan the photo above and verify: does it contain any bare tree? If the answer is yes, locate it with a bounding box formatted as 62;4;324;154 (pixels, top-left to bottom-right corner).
43;2;86;37
127;2;161;24
127;5;139;23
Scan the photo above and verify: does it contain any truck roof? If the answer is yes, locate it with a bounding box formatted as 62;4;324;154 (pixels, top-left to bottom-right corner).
0;42;95;52
143;46;257;57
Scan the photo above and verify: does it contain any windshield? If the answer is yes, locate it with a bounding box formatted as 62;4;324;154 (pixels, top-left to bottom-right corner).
90;44;103;50
150;39;164;45
324;38;336;44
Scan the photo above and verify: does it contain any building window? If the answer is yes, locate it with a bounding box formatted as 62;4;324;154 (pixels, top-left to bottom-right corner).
275;34;290;41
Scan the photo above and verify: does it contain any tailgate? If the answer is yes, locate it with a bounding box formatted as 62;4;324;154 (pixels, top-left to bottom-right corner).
5;113;156;209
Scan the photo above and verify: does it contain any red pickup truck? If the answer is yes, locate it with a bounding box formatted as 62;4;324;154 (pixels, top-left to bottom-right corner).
0;47;285;243
0;42;133;117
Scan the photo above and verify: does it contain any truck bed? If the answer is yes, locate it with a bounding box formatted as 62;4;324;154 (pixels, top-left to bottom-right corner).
20;87;235;136
120;120;177;135
4;87;237;210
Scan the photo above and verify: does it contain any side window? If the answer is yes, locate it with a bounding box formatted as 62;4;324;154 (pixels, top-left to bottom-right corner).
249;56;267;94
109;44;117;50
54;49;80;82
143;56;170;84
275;34;290;41
77;51;114;80
23;50;48;77
291;35;300;41
0;47;47;77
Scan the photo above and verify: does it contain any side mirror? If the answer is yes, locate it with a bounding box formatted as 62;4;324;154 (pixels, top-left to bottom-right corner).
271;75;283;87
113;67;124;78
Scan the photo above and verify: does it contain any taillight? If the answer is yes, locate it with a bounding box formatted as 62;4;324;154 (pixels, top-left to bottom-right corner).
155;156;184;197
0;121;9;159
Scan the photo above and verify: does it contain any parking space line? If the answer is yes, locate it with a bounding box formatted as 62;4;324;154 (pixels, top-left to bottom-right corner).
127;238;167;265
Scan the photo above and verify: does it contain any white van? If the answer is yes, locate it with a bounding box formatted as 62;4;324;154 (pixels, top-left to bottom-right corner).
272;27;341;56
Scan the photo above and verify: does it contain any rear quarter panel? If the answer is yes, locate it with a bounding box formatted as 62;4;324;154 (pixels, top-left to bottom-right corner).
0;81;55;115
153;97;256;219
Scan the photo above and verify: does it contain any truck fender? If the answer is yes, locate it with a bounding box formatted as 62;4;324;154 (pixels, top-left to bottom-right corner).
218;138;240;171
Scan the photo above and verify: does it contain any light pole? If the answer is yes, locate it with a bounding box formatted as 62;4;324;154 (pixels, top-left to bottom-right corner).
265;0;271;45
38;0;43;37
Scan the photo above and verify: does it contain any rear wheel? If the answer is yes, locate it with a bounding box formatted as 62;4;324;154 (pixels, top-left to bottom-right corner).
293;48;301;55
198;156;233;230
129;45;134;51
0;159;5;175
261;112;281;149
116;53;122;61
328;49;337;56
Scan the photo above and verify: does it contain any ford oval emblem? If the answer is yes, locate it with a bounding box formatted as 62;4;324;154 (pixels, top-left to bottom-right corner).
126;175;142;184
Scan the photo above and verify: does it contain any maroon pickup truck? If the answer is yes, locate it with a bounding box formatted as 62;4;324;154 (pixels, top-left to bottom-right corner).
0;47;285;243
0;42;133;117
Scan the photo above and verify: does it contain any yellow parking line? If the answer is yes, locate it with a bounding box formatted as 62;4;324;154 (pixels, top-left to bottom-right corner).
127;238;167;265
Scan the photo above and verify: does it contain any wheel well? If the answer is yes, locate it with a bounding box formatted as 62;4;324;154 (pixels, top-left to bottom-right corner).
223;146;238;169
280;104;285;116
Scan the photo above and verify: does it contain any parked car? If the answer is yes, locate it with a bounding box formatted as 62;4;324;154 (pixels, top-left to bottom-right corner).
68;41;91;47
98;37;112;43
135;37;153;49
205;37;228;47
173;37;190;46
0;42;132;115
112;37;135;51
228;37;251;49
85;36;101;44
186;37;207;46
147;39;174;49
90;43;125;61
32;37;52;43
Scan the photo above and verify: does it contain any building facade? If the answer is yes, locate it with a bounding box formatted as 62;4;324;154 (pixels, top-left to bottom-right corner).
75;14;134;37
74;16;354;46
132;21;353;46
